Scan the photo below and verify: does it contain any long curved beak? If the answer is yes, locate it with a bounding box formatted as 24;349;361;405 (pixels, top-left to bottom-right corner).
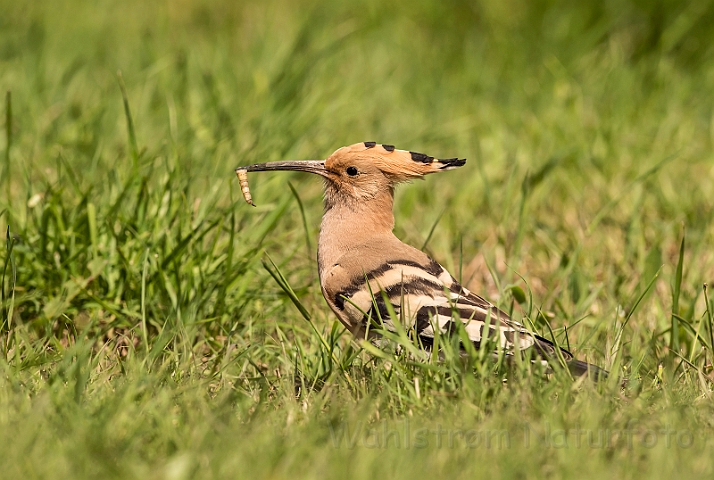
238;160;329;177
235;160;329;207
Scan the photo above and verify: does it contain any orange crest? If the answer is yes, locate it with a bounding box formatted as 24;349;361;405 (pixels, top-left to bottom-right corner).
325;142;466;181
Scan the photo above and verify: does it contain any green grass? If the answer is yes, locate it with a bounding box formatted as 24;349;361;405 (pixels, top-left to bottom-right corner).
2;0;714;478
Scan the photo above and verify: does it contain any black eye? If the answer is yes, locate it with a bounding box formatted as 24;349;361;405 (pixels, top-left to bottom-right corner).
346;166;358;176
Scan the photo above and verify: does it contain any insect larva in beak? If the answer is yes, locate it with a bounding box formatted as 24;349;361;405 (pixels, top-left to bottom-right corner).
235;168;255;206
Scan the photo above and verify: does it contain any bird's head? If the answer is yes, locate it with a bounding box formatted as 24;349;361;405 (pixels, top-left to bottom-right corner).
239;142;466;205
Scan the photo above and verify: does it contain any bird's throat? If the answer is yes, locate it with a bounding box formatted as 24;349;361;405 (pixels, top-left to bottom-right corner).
317;189;395;276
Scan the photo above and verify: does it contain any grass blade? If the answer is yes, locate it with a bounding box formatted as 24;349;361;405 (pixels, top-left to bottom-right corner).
671;229;685;361
4;91;11;209
420;208;445;251
262;253;353;385
141;247;150;354
287;181;313;258
1;226;16;350
262;253;311;322
117;71;139;169
705;284;714;367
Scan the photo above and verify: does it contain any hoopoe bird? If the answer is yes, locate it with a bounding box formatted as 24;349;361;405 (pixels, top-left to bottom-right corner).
237;142;606;378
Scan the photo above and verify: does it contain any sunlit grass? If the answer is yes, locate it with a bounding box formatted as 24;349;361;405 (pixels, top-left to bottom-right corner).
1;0;714;478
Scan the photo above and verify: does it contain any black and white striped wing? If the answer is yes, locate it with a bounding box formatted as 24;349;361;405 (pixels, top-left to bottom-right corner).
334;258;555;357
331;258;604;377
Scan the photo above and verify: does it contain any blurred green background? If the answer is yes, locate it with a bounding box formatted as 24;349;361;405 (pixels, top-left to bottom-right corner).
2;0;714;478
